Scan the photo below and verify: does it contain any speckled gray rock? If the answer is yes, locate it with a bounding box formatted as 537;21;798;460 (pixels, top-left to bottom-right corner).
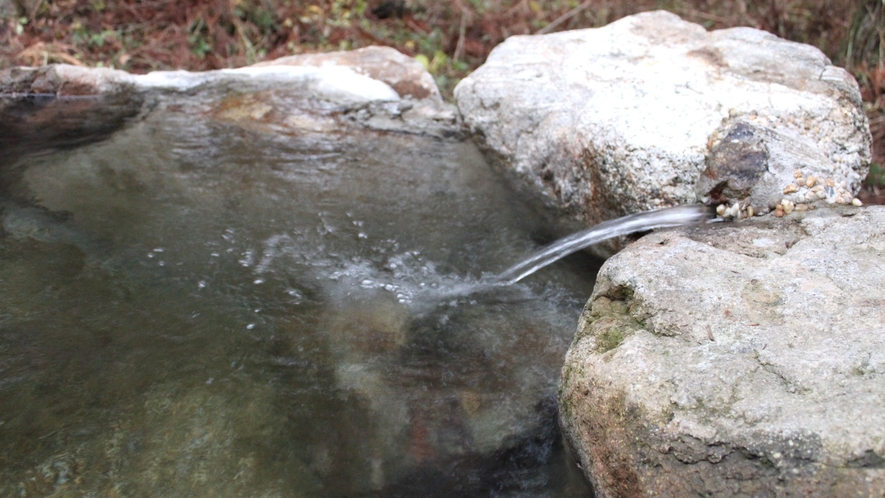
559;206;885;497
454;11;871;230
0;64;136;95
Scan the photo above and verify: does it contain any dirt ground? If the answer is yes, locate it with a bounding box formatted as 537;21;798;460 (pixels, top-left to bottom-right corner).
0;0;882;198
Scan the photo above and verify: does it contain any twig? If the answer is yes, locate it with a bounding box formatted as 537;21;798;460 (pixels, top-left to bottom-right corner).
503;0;529;18
28;0;45;20
680;8;733;25
536;0;592;35
453;3;469;62
406;18;429;36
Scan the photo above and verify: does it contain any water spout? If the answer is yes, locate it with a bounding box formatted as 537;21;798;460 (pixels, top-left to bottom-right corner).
493;204;716;285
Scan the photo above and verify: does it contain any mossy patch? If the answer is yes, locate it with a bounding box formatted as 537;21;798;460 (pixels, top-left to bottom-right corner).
584;284;643;353
596;325;627;353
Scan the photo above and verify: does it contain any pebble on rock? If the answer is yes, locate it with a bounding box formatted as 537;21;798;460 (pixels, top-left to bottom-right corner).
778;168;857;211
852;198;863;207
781;199;795;214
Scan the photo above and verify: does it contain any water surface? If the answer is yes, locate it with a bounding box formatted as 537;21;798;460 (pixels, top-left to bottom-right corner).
0;91;597;497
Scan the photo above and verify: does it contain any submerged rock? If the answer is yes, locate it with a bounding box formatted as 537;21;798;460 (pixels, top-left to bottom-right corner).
455;10;871;245
559;206;885;496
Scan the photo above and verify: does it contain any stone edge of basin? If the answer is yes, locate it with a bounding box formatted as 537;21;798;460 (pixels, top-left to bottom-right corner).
0;46;464;139
0;46;437;104
559;205;885;497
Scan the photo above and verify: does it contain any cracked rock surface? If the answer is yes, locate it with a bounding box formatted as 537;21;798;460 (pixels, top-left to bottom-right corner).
559;205;885;497
454;10;871;253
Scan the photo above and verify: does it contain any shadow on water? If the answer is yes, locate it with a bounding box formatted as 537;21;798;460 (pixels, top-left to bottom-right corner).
0;93;145;166
0;90;597;497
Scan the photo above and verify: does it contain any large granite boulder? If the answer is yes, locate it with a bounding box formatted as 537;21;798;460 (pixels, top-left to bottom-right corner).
455;11;871;233
559;206;885;496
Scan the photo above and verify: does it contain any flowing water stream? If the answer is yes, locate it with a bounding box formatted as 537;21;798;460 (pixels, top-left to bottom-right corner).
492;205;714;285
0;91;709;497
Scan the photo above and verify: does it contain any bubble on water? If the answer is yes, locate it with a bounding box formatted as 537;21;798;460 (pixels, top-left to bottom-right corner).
239;250;255;267
253;278;265;285
152;247;164;253
158;261;165;266
197;280;207;289
147;253;155;258
358;232;368;239
317;213;335;235
256;234;296;274
246;323;256;330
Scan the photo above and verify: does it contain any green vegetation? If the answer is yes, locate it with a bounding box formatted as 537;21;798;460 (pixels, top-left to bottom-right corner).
595;326;627;353
866;163;885;188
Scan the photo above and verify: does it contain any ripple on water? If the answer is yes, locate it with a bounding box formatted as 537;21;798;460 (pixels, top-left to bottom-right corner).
0;92;596;497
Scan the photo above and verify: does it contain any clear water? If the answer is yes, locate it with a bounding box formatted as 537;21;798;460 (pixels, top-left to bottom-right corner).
0;92;597;497
494;204;715;285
